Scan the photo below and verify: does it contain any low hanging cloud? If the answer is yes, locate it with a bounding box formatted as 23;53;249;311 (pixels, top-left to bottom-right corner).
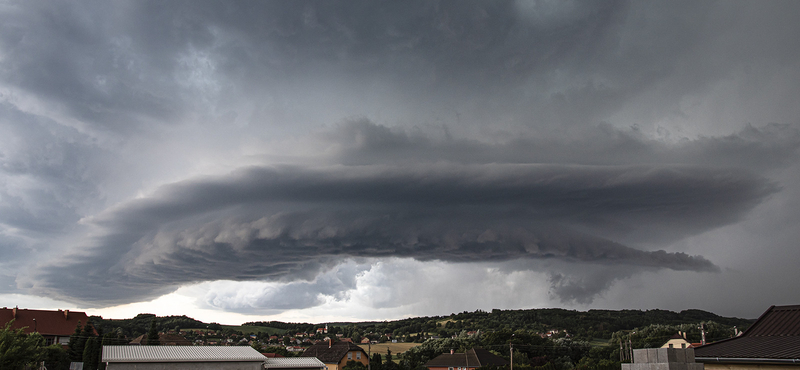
22;121;786;307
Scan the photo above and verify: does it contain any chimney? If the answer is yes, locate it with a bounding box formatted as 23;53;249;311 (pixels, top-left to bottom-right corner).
64;310;70;320
700;323;706;345
450;349;454;355
12;306;17;319
328;337;332;348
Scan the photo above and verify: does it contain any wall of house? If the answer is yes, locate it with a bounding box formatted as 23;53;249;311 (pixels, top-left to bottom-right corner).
661;339;691;349
335;350;370;370
105;361;263;370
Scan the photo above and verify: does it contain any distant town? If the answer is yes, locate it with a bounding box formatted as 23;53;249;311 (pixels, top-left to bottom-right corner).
6;305;797;370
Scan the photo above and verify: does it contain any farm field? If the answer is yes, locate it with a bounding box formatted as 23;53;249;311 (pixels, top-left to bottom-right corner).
358;343;420;355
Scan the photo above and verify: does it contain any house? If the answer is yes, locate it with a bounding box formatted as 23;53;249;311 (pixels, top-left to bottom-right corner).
102;345;266;370
264;357;326;370
301;341;369;370
425;348;508;370
661;332;702;349
0;307;92;347
694;304;800;369
621;348;703;370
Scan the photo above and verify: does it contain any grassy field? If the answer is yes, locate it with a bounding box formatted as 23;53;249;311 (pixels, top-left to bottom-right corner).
588;338;611;347
358;343;420;355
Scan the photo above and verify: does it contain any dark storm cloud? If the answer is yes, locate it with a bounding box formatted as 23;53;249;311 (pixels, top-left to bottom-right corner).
0;0;626;131
3;0;798;135
332;119;800;170
3;0;800;314
0;102;108;235
25;141;777;305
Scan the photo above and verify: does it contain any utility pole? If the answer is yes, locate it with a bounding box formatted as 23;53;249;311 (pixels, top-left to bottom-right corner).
509;343;513;370
368;343;371;370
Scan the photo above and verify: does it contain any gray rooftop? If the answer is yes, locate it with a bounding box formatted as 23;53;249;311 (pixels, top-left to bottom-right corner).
102;345;267;363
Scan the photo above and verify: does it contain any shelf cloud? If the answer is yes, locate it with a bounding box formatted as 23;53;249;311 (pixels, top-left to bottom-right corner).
2;0;800;319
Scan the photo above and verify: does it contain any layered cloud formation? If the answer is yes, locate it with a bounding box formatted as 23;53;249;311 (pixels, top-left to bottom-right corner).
21;121;789;308
2;1;800;319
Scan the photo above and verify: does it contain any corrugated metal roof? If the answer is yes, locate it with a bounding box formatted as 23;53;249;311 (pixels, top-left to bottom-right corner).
102;345;267;362
264;357;326;369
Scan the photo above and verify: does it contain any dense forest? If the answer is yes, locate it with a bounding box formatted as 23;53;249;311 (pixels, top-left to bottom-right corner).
244;307;751;343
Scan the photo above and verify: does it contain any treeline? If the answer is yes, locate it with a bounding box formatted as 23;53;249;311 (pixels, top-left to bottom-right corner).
244;320;318;333
241;308;752;343
90;313;222;339
90;308;753;343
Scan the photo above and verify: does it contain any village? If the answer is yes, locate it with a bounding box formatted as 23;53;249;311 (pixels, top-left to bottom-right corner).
2;304;798;370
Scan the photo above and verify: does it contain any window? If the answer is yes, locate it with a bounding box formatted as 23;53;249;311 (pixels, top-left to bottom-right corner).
357;352;362;360
668;344;673;348
348;352;353;360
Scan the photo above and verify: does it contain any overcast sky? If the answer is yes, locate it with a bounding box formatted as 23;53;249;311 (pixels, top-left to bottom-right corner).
1;0;800;324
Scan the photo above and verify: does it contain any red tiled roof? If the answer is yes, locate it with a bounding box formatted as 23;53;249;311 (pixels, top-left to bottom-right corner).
695;305;800;360
0;307;92;337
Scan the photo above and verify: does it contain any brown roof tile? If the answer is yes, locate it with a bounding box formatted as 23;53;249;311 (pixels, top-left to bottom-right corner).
695;305;800;360
301;341;367;364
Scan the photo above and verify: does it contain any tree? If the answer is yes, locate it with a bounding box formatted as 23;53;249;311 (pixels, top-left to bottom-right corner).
146;320;160;345
384;349;399;370
82;337;100;370
68;321;86;362
42;344;70;370
0;320;46;370
343;360;368;370
371;352;383;370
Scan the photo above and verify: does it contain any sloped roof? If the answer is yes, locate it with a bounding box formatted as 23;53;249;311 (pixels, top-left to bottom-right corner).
300;341;367;364
102;345;266;363
0;307;92;337
264;357;326;369
425;348;509;368
743;305;800;337
694;305;800;361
